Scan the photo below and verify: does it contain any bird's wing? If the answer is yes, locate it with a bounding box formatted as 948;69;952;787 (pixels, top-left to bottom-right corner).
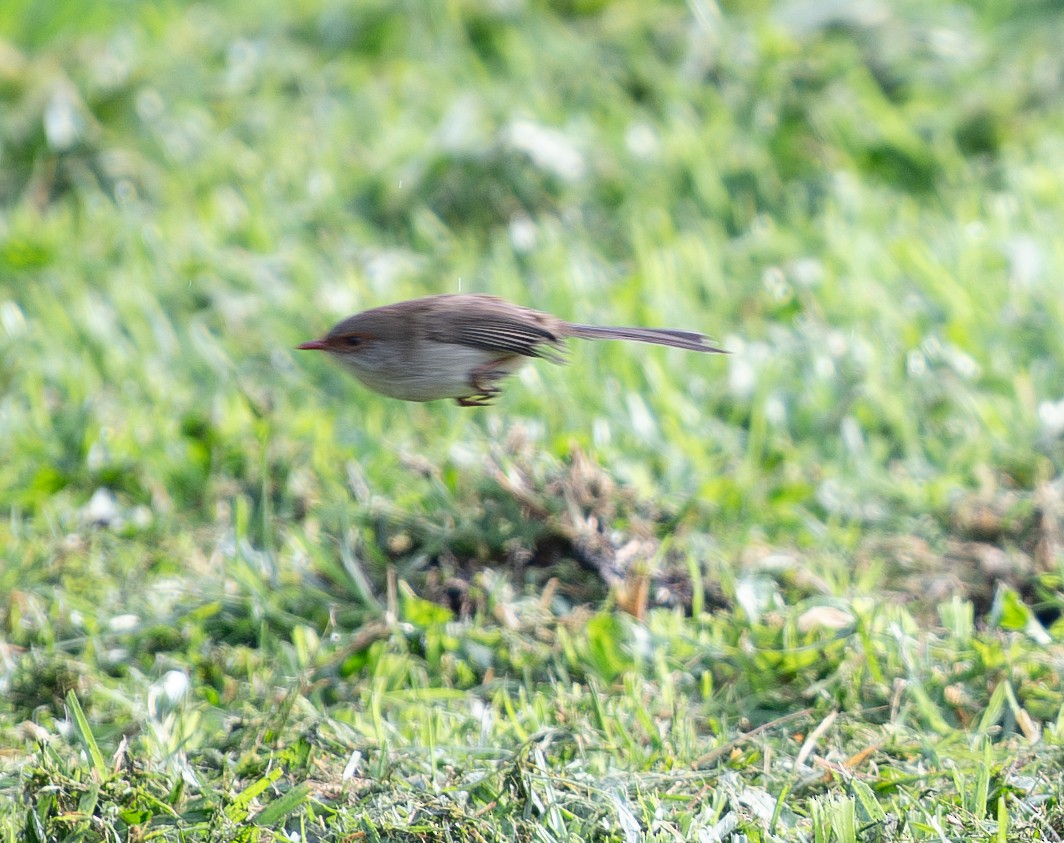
425;296;564;360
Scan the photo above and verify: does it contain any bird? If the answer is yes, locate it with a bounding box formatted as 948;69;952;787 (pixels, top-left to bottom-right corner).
297;293;725;406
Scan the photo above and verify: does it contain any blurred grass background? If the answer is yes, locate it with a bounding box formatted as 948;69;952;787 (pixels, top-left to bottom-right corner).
3;0;1064;839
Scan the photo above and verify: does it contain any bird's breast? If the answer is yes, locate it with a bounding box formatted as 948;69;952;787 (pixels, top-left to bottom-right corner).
339;341;527;402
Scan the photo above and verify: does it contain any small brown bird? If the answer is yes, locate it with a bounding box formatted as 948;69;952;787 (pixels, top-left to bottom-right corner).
297;293;725;406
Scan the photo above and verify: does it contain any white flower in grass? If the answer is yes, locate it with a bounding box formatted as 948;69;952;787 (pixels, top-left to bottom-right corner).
148;670;189;718
45;83;84;150
1039;400;1064;437
624;122;660;160
1007;235;1044;287
0;301;27;338
728;355;757;398
508;212;537;252
85;488;120;527
109;614;139;632
504;120;585;182
790;257;824;288
841;415;864;457
906;349;927;377
944;345;981;379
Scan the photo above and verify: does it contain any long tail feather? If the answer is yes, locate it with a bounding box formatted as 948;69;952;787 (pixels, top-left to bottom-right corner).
566;323;727;354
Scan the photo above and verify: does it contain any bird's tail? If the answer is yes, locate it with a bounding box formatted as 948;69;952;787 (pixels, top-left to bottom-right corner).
565;323;727;354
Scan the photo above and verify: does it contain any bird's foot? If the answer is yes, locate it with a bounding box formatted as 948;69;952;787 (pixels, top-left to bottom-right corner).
456;393;496;407
455;360;512;406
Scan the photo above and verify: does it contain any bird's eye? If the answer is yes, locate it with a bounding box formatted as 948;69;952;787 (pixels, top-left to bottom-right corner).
343;335;362;348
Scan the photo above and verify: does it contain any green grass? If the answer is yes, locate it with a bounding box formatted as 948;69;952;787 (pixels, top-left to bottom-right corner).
3;0;1064;839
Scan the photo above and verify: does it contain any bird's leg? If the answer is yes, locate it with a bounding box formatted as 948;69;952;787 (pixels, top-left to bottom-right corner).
455;357;515;406
456;394;494;407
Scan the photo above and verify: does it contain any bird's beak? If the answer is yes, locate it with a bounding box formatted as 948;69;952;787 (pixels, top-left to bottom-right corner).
296;339;329;351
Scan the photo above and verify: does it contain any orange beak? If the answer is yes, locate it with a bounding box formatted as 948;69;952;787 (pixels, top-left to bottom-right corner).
296;339;329;351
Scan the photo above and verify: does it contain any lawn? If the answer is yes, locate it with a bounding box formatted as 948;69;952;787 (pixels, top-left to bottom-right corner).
3;0;1064;839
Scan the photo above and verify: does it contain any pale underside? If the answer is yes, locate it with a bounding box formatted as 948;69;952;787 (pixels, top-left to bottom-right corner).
338;341;531;402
